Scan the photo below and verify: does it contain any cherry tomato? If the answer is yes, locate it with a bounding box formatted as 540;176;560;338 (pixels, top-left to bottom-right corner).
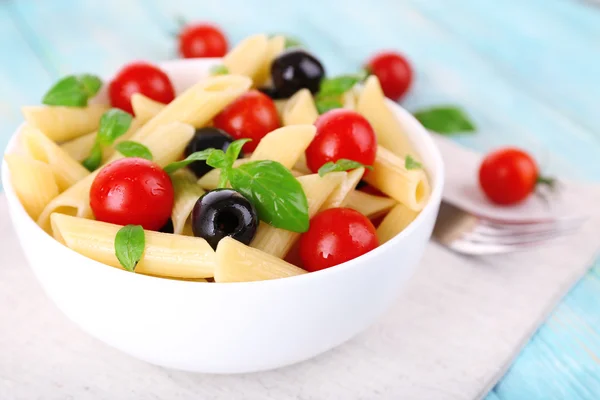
90;158;174;231
299;208;378;272
366;51;413;101
178;23;228;58
109;62;176;114
479;148;541;205
305;109;377;176
213;90;281;152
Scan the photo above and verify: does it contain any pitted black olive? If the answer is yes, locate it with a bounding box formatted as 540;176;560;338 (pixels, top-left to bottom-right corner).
184;127;243;178
270;49;325;98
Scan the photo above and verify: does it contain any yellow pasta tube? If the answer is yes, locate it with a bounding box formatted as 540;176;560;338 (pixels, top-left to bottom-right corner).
250;172;346;257
129;74;252;143
376;203;419;244
356;75;416;159
37;122;195;231
171;170;205;234
253;35;286;87
4;154;59;220
250;125;316;168
222;34;269;82
21;124;89;191
282;89;319;126
22;104;109;142
215;237;306;282
363;146;430;211
345;190;397;219
320;167;364;210
131;93;166;122
342;89;357;110
51;214;215;278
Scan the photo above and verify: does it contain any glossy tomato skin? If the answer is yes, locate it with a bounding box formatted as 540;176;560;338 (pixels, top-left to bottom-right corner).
299;208;378;272
305;109;377;176
213;90;280;152
90;158;174;231
479;148;538;205
178;23;228;58
109;62;176;114
366;51;413;101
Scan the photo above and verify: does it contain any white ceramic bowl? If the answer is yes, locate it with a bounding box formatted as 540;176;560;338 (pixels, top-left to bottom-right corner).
1;59;444;374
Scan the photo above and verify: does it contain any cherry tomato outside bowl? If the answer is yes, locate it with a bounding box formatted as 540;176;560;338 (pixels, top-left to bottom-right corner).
213;90;281;152
478;147;540;205
305;109;377;177
299;208;379;272
109;62;176;115
90;158;174;231
366;51;413;102
179;23;228;59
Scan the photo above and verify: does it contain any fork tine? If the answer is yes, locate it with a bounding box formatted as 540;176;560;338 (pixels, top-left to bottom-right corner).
477;217;585;236
448;237;563;255
462;225;579;245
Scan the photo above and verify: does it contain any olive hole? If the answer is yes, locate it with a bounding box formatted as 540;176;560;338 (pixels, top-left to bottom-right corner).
216;210;241;233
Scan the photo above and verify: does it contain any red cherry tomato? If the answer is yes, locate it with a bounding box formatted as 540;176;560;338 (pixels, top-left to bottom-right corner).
90;158;174;231
366;51;413;101
299;208;378;272
213;90;281;152
109;62;176;115
179;23;228;58
479;148;540;205
305;109;377;176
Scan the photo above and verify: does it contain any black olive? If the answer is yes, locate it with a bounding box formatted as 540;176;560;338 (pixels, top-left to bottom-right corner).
184;127;243;178
355;180;368;190
258;86;288;100
271;49;325;98
191;189;258;250
158;218;174;234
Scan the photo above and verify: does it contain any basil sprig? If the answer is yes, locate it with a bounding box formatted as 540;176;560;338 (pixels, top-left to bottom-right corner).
404;155;422;170
314;71;368;114
82;109;133;171
115;141;153;160
318;159;373;177
114;225;145;272
42;74;103;107
164;139;309;232
413;106;475;134
210;65;229;76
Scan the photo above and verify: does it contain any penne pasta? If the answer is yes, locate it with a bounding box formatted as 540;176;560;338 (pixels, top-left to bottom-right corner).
320;167;364;210
250;172;346;258
171;169;205;235
253;35;286;87
274;99;287;116
222;34;269;82
250;124;316;169
356;75;416;159
51;214;215;278
363;146;430;211
128;74;252;143
131;93;166;122
346;190;397;219
341;89;357;110
5;154;59;220
376;203;419;244
21;124;89;191
215;237;306;282
282;89;318;126
37;122;195;231
22;104;109;142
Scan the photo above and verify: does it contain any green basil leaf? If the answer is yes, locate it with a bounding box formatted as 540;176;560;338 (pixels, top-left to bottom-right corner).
206;149;228;169
318;74;363;98
318;159;373;177
283;35;303;49
225;139;251;165
115;141;153;160
404;155;423;170
79;74;103;97
114;225;145;272
97;109;133;146
315;97;343;114
163;149;217;174
413;106;475;134
229;160;309;232
42;76;89;107
82;143;103;172
210;65;229;75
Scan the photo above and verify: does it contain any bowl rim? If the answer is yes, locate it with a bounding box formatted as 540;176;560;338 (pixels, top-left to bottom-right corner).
1;58;444;288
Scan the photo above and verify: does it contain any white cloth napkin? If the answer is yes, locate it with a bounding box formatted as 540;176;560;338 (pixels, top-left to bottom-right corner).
1;139;599;400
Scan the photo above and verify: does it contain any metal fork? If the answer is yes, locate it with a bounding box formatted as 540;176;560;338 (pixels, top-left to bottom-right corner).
432;202;585;255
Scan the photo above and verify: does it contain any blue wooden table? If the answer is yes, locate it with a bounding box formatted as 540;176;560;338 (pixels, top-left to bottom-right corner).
1;0;599;398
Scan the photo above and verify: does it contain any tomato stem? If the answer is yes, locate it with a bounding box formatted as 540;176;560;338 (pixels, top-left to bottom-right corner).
536;175;556;188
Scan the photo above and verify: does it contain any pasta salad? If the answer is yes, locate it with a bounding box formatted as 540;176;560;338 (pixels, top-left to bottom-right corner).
5;33;431;283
